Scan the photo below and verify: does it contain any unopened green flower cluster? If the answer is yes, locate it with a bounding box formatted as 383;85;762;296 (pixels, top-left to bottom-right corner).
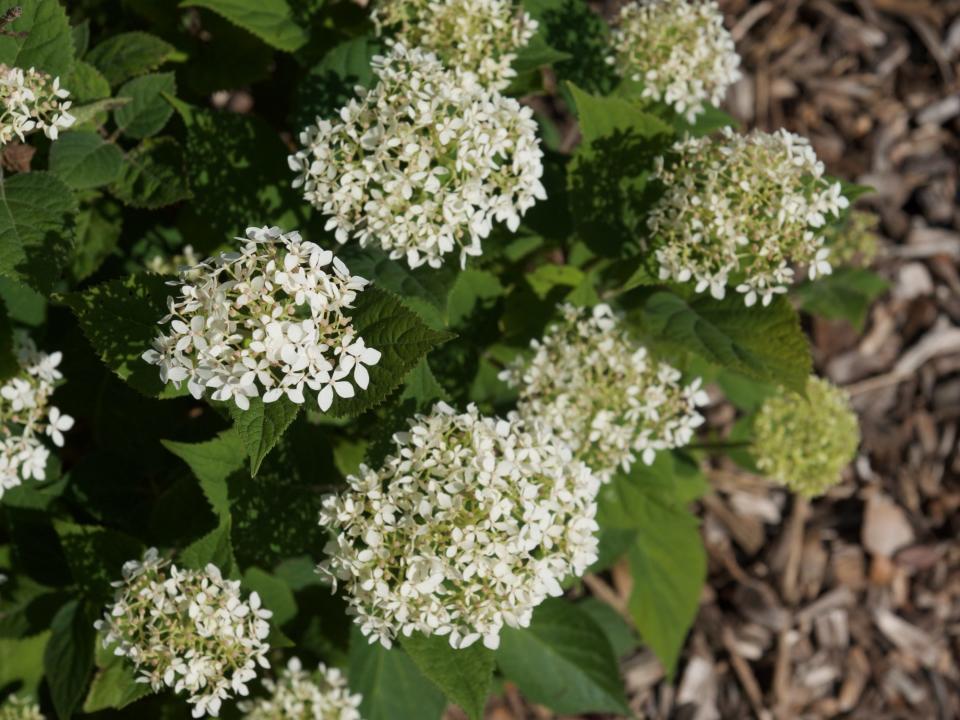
0;696;43;720
827;209;880;267
752;377;859;497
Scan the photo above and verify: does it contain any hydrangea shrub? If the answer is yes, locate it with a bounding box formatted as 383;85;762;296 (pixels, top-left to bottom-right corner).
0;0;872;718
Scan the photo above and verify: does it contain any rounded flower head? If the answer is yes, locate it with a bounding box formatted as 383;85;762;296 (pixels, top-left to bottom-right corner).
240;658;363;720
606;0;741;122
319;402;600;651
649;128;850;306
500;304;708;481
289;43;546;270
753;377;859;497
0;696;44;720
372;0;537;90
1;333;73;499
827;209;880;267
95;549;273;719
0;64;74;144
142;226;381;412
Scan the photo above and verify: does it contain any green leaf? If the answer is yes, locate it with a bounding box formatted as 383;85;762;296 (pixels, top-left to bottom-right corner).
0;296;16;380
328;286;454;417
447;269;504;327
402;634;494;720
113;72;177;138
496;598;630;715
54;522;144;607
86;31;176;86
69;97;130;127
61;273;187;398
0;0;74;77
83;656;150;713
512;32;572;74
72;196;123;281
181;0;308;52
526;264;584;299
49;131;124;190
63;61;110;104
0;277;45;326
794;268;889;331
110;136;192;209
627;502;705;677
71;19;90;58
180;518;239;578
227;396;301;476
399;358;445;410
243;567;297;625
640;291;811;394
161;429;246;518
0;171;77;295
567;83;674;257
578;598;637;658
349;627;446;720
178;105;301;239
44;600;96;720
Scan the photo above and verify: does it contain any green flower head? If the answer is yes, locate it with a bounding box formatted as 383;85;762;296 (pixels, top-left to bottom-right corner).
753;377;859;497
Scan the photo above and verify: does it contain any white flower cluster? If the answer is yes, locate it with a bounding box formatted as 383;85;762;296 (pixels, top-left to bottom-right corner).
240;658;363;720
96;549;273;719
649;128;849;306
606;0;741;122
0;335;73;499
0;64;74;144
372;0;537;90
143;226;381;412
289;43;545;270
0;696;44;720
501;304;708;481
319;402;600;651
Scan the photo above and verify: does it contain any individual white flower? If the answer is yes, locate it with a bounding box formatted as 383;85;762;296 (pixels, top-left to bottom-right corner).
239;658;364;720
606;0;741;122
648;128;849;306
319;402;600;651
500;304;708;481
0;333;73;500
142;226;381;412
289;43;546;270
0;695;44;720
95;549;273;719
0;64;74;145
372;0;537;90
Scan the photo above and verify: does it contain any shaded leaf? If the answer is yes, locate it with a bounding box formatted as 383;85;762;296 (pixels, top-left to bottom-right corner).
54;521;144;607
496;598;630;715
44;599;96;720
243;567;297;625
794;268;889;331
110;136;192;209
49;131;123;190
162;429;246;518
182;0;308;52
113;72;177;138
0;171;76;294
86;31;176;86
180;518;239;578
403;633;494;720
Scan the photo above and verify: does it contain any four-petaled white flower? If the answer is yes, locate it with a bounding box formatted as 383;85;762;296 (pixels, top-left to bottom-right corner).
142;226;381;412
500;304;709;481
289;43;545;270
0;64;74;145
319;402;600;651
649;128;849;306
96;549;273;718
0;333;73;499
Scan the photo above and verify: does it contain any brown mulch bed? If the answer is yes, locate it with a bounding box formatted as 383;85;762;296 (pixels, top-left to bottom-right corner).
464;1;960;718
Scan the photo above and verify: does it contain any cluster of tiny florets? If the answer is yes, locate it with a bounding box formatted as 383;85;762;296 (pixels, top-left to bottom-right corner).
145;244;203;276
372;0;537;90
0;696;43;720
0;334;73;499
240;658;363;720
96;549;273;719
0;64;74;144
319;402;600;651
500;304;708;481
606;0;741;122
827;209;880;267
289;43;546;270
753;377;859;498
649;128;849;306
143;226;381;412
